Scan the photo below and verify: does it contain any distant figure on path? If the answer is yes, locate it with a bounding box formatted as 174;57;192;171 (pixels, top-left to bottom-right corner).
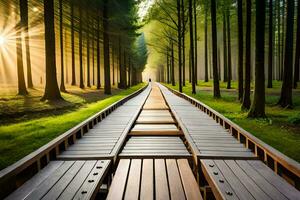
149;78;152;82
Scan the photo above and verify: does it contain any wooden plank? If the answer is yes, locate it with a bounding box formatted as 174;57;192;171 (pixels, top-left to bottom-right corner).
73;160;111;200
42;161;85;200
224;160;271;200
248;160;300;200
166;159;185;200
136;116;175;124
199;151;257;159
177;159;203;200
140;159;154;200
6;161;64;200
236;160;288;200
58;160;97;200
106;159;131;200
155;159;170;200
201;160;238;200
24;161;75;199
214;160;255;200
124;159;142;200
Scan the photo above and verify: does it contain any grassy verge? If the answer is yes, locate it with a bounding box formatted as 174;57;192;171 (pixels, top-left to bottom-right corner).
164;81;300;162
0;83;145;170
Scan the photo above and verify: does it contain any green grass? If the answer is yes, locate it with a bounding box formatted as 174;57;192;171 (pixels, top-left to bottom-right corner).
0;83;145;170
165;82;300;162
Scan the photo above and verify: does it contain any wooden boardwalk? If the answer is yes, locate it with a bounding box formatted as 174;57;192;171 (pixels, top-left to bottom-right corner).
2;83;300;200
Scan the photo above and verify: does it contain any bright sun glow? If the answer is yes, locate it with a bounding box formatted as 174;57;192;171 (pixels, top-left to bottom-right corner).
0;35;6;45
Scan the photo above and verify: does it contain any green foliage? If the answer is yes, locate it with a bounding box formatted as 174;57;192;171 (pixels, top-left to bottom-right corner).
133;33;148;71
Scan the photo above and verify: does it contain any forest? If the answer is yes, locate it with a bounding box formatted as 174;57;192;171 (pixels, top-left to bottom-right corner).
0;0;299;170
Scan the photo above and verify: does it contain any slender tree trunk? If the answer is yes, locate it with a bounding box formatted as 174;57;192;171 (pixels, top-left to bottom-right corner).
181;0;185;86
194;0;198;85
112;45;115;85
41;0;62;100
167;50;170;84
177;0;182;92
249;0;266;117
294;1;300;89
92;22;95;86
70;0;76;85
268;0;274;88
278;0;294;108
128;57;131;87
226;7;232;89
211;0;220;98
59;0;66;92
79;5;84;89
171;41;175;86
123;51;127;88
189;0;196;94
223;10;228;82
242;0;252;110
103;0;111;94
237;0;243;100
119;37;125;88
96;13;101;89
277;0;281;80
280;0;286;80
86;10;91;87
16;1;28;95
204;3;209;82
20;0;33;88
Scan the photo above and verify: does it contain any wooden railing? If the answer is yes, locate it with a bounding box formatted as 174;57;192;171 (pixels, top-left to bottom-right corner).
0;84;148;199
165;85;300;190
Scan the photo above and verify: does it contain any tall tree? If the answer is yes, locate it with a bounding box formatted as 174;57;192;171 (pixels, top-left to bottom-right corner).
86;8;91;87
177;0;182;92
278;0;294;108
70;0;76;86
59;0;66;92
204;0;209;82
103;0;111;94
249;0;266;117
41;0;62;101
189;0;196;94
223;10;228;82
211;0;220;98
242;0;252;110
171;41;175;86
96;11;101;89
193;0;198;85
79;3;84;89
16;0;28;95
181;0;186;86
268;0;274;88
294;1;300;89
226;5;232;89
20;0;33;88
112;45;115;85
237;0;243;100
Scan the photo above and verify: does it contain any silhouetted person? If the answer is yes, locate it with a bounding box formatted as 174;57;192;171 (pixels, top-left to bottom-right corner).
149;78;152;82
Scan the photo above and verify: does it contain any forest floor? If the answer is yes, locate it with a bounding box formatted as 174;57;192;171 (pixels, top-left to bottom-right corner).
165;81;300;163
0;83;145;170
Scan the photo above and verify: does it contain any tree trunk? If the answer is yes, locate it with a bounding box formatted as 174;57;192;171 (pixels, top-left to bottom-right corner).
96;12;101;89
167;50;170;84
277;0;281;80
294;1;300;89
123;51;128;88
268;0;274;88
119;37;125;89
59;0;66;92
280;0;286;80
128;57;131;87
193;0;198;85
20;0;33;88
41;0;62;101
112;45;115;85
171;41;175;86
223;10;228;82
181;0;185;86
189;0;196;94
278;0;294;108
248;0;266;117
92;21;95;86
204;2;209;82
86;10;91;87
237;0;243;100
226;7;232;89
177;0;182;92
79;4;84;89
70;0;76;85
16;1;28;95
211;0;220;98
103;0;111;94
242;0;252;110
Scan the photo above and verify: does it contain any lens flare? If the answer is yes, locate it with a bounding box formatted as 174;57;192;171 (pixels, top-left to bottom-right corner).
0;35;6;45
